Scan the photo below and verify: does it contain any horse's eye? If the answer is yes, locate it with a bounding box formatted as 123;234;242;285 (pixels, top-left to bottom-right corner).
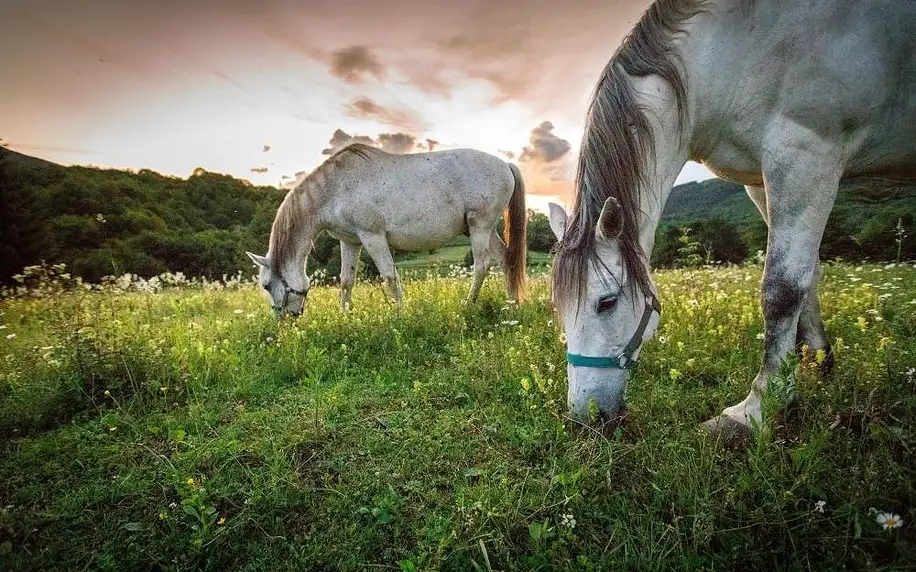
597;295;618;314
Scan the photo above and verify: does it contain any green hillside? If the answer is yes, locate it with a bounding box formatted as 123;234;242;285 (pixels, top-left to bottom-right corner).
1;147;914;285
658;176;916;264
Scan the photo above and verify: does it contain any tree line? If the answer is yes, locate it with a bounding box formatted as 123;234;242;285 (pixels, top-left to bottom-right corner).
1;147;913;286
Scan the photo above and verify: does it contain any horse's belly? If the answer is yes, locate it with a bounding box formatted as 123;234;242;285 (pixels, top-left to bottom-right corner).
386;223;466;251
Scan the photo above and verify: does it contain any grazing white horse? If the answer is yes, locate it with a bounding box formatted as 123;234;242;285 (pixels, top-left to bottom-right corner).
247;143;527;316
548;0;916;439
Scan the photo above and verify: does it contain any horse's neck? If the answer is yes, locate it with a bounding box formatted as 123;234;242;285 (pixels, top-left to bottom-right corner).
274;192;320;275
630;76;691;260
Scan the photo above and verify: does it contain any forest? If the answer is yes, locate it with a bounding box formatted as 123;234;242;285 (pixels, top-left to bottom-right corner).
1;146;914;285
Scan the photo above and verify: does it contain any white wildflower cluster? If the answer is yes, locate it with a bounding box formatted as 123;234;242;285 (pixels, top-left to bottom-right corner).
1;263;84;299
1;262;254;299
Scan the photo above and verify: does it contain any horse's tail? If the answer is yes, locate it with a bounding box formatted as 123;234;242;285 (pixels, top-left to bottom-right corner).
504;162;527;302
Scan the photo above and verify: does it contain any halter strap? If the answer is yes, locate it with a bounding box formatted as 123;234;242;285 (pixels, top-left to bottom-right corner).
278;274;308;309
566;292;662;370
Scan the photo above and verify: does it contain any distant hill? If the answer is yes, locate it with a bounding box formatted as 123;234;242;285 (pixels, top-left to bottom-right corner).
0;146;286;283
662;178;756;226
1;148;914;284
663;177;916;226
658;175;916;263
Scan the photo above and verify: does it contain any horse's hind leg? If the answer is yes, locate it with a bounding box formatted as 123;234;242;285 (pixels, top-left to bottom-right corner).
745;185;833;374
489;230;511;295
356;231;403;310
465;221;493;303
704;129;841;441
339;240;362;313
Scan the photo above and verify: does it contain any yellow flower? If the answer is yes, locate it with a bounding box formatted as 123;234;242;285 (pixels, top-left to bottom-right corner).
815;349;827;366
857;316;868;330
217;517;226;526
186;477;196;487
669;368;683;381
520;378;531;392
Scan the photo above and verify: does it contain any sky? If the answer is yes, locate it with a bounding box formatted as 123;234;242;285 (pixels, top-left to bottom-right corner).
0;0;715;212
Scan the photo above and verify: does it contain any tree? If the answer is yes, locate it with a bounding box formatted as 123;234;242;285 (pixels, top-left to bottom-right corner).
526;210;556;252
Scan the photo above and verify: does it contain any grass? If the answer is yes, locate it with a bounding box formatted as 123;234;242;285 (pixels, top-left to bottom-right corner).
0;262;914;571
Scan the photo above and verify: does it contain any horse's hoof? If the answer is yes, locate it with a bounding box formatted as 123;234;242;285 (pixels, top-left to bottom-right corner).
701;415;751;447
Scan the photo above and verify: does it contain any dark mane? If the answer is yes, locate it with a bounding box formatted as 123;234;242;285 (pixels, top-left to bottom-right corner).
552;0;707;307
268;143;383;263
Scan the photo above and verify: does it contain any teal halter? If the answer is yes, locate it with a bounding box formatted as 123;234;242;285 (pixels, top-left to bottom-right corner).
277;273;308;312
566;292;662;370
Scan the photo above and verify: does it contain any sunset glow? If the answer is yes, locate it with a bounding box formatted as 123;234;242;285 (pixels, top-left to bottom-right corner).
1;0;715;210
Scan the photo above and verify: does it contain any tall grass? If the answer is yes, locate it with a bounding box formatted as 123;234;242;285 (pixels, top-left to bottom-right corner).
0;262;913;570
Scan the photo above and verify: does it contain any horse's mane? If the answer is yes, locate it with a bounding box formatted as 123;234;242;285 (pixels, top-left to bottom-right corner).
268;143;383;263
552;0;707;308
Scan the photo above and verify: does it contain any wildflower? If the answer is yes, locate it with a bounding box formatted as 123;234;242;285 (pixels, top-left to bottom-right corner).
104;390;111;397
756;332;765;340
669;368;683;381
815;349;827;366
814;500;826;513
186;477;196;487
520;378;531;391
856;317;868;330
0;325;5;330
560;513;576;529
5;333;15;340
217;517;226;526
685;358;696;368
875;512;904;530
233;309;243;315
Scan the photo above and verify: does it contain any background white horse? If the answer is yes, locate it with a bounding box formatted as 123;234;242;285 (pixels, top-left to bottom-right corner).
247;144;527;315
548;0;915;439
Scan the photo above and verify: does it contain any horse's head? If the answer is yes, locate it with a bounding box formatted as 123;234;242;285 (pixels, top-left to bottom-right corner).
548;198;661;423
246;251;309;317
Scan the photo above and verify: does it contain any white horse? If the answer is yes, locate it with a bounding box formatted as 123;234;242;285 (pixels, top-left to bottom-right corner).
548;0;915;440
247;143;527;316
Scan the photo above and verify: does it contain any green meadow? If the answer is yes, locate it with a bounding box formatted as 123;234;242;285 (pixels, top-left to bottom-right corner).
0;262;914;571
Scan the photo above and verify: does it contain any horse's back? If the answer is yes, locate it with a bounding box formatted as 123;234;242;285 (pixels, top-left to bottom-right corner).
322;147;515;251
691;0;916;183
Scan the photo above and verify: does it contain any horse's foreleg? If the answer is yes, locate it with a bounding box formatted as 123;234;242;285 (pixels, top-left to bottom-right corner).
466;228;492;303
339;241;362;313
705;129;841;442
745;185;833;375
357;232;403;311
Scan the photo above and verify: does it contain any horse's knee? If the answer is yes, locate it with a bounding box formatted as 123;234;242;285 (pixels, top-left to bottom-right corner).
761;266;814;323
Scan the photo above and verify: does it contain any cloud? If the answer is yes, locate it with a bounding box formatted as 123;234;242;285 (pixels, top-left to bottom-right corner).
262;145;271;152
345;97;422;131
520;121;571;163
321;128;424;155
424;139;439;152
377;132;416;154
250;166;268;174
321;128;376;155
499;149;515;160
329;45;384;84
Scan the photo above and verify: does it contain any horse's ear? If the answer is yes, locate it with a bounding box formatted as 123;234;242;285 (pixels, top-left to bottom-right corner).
595;197;623;242
246;251;269;267
548;202;567;241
